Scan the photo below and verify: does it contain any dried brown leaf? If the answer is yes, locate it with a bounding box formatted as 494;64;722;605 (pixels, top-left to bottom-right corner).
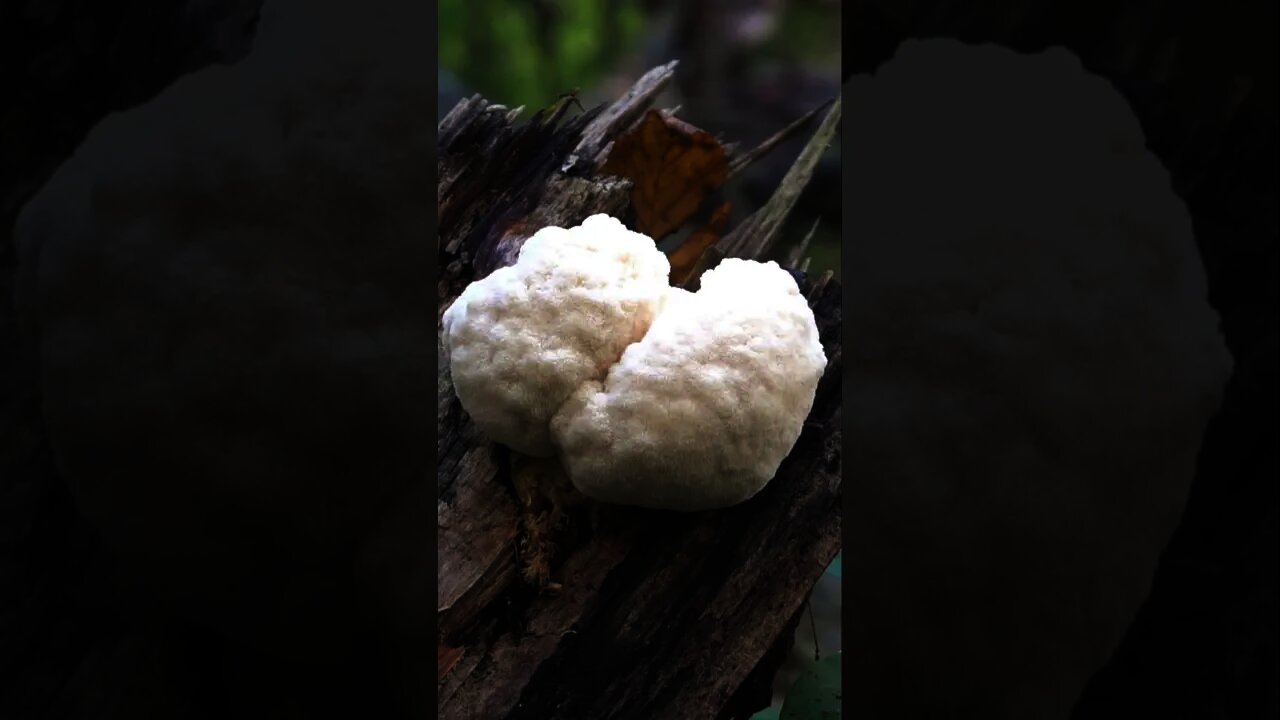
600;110;728;240
668;201;731;286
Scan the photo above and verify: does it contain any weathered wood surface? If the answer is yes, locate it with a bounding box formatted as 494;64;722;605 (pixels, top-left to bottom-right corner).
437;74;843;720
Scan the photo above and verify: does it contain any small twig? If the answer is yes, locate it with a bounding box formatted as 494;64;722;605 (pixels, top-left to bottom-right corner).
682;95;842;289
786;218;821;268
727;95;842;262
806;269;834;305
727;98;834;181
542;90;582;128
551;88;586;116
808;599;821;662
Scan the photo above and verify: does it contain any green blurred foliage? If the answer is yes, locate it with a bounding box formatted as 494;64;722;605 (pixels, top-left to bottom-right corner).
760;0;842;69
440;0;842;278
439;0;647;109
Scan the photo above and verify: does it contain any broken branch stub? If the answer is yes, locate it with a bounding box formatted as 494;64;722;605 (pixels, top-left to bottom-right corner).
683;95;843;290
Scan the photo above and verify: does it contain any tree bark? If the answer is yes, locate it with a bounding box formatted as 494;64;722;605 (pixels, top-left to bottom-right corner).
437;71;843;720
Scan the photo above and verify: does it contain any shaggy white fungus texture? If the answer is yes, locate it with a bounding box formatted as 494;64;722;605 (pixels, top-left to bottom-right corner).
553;259;827;511
847;39;1232;718
442;217;827;511
442;214;671;457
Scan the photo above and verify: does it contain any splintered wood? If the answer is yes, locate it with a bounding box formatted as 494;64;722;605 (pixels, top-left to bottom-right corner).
437;66;842;720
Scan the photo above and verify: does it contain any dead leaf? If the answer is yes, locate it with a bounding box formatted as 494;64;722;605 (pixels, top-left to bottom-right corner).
600;110;728;240
438;642;465;680
668;201;731;285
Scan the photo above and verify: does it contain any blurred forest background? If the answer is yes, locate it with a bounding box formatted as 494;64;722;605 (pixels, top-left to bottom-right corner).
439;0;841;713
438;0;842;282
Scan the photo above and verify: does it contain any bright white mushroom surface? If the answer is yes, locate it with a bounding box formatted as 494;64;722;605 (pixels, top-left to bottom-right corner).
442;216;828;512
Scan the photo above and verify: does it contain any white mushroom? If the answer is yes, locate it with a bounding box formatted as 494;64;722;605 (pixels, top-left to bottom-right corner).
442;217;828;511
552;259;828;511
442;214;672;457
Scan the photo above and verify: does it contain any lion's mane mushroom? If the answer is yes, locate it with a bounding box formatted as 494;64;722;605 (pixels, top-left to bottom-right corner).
442;217;828;511
552;259;828;511
442;214;672;457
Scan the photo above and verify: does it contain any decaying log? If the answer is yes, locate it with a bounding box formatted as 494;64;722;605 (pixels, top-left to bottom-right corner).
437;69;843;720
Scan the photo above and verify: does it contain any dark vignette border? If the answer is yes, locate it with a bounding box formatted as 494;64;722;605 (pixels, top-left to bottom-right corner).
841;2;1277;717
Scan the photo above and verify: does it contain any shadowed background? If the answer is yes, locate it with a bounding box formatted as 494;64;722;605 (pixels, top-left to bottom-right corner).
846;2;1275;718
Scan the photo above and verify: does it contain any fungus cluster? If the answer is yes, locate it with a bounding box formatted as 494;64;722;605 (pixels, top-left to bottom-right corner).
442;215;828;511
